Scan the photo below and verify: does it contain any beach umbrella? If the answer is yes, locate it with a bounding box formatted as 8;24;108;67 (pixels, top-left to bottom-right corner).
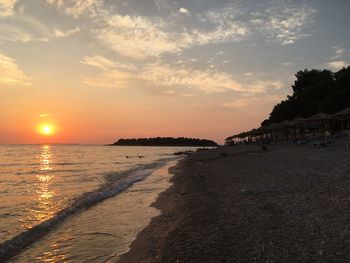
307;112;334;123
288;117;308;138
260;123;280;131
306;112;335;143
333;107;350;131
259;123;280;142
275;120;293;128
333;107;350;120
225;135;234;141
290;117;307;126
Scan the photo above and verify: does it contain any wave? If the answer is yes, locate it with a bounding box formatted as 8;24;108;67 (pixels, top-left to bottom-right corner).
14;169;87;175
0;157;177;262
0;162;87;168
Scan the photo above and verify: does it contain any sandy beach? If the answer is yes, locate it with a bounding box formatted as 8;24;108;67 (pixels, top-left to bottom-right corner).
118;143;350;263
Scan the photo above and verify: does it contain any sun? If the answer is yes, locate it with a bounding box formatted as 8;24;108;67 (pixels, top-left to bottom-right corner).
38;124;55;136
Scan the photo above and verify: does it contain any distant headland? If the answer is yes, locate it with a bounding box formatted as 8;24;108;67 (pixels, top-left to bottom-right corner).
110;137;218;147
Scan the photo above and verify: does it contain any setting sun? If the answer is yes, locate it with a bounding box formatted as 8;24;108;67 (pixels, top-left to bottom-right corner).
38;124;55;136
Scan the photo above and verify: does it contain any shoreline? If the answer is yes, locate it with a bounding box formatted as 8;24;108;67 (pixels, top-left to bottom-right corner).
1;156;179;262
9;159;181;262
118;144;350;262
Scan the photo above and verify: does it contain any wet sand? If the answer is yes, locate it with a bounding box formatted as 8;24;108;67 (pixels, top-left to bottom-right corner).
118;144;350;263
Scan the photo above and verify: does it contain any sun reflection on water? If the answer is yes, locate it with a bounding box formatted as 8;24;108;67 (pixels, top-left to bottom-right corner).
32;145;56;223
36;241;68;263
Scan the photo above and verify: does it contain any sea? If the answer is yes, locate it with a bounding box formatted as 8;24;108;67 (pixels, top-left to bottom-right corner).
0;144;196;262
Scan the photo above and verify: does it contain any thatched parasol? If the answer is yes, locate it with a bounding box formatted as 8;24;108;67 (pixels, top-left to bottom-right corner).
225;135;234;141
333;107;350;120
307;112;334;123
306;112;335;143
260;123;280;131
290;117;306;126
275;120;293;128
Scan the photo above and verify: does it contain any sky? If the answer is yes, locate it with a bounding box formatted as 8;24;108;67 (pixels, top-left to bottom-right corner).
0;0;349;144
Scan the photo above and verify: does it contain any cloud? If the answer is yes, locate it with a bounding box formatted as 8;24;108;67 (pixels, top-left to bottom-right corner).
222;94;285;109
153;0;173;11
43;1;314;60
258;4;317;45
325;60;349;71
193;7;249;45
0;0;16;17
0;52;31;87
81;55;136;71
331;46;345;59
243;72;253;77
40;113;50;118
92;12;249;59
80;55;135;88
0;12;79;42
92;14;186;59
53;26;80;38
248;80;284;93
0;13;51;42
140;62;245;93
81;56;283;96
0;24;48;42
46;0;101;18
278;62;292;66
163;89;175;95
81;70;130;88
179;7;190;15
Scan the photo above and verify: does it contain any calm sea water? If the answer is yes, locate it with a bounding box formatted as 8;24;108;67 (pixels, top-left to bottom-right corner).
0;145;195;262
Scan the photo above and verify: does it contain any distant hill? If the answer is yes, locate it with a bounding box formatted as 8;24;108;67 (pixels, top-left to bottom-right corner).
111;137;218;147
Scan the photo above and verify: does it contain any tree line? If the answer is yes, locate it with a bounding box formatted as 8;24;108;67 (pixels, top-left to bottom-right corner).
262;66;350;126
112;137;218;146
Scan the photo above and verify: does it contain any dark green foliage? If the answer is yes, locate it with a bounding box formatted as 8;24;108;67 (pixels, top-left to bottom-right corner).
113;137;217;146
262;67;350;126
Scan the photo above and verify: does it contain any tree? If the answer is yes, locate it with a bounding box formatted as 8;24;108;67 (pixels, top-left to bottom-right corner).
264;67;350;124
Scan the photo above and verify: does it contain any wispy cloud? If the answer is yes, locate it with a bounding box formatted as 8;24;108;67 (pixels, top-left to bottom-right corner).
140;62;245;93
324;47;348;71
80;55;134;88
81;54;284;96
247;80;284;94
53;26;80;38
331;46;345;59
92;14;186;59
81;70;130;88
0;12;51;42
0;0;16;17
92;12;249;59
41;1;316;60
81;55;136;71
278;62;293;66
0;52;31;87
222;94;285;109
0;11;79;42
256;4;317;45
325;60;349;71
39;113;50;118
46;0;102;18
